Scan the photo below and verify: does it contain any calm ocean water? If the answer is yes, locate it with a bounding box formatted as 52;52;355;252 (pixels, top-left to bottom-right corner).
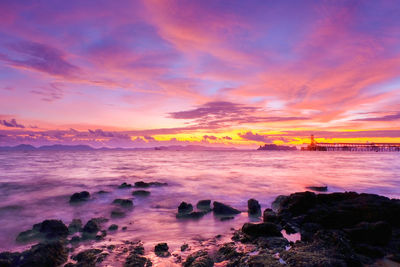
1;150;400;264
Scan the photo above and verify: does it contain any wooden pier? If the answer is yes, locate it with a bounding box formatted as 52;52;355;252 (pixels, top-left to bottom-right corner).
301;135;400;151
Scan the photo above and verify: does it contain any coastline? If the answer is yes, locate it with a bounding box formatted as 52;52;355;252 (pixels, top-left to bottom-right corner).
1;188;399;267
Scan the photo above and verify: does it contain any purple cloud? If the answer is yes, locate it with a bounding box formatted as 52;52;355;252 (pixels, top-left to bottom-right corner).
203;135;217;140
0;119;25;128
169;101;308;130
238;131;273;143
354;112;400;121
0;41;79;78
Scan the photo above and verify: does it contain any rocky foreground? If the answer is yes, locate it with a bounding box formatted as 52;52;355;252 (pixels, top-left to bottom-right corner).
1;190;400;266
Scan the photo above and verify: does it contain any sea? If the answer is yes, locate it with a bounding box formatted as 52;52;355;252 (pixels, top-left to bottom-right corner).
0;150;399;265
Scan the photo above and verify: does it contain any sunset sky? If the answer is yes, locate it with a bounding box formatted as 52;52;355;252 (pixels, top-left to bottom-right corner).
1;0;400;148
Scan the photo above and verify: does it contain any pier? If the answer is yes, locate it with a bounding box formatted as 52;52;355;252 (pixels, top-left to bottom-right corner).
301;135;400;151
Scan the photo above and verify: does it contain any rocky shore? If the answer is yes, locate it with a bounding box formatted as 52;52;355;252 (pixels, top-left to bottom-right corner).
1;189;400;266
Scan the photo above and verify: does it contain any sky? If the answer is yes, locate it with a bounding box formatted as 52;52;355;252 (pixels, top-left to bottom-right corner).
1;0;400;148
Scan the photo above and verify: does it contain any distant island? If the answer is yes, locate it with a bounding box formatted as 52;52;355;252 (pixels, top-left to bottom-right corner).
257;144;297;151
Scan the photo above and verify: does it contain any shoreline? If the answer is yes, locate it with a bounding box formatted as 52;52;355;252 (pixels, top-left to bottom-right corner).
1;188;400;266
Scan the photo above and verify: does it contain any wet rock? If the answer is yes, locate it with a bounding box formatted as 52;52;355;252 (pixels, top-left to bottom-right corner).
134;181;168;188
177;211;206;219
213;201;240;215
196;200;211;211
122;226;127;231
183;250;213;267
306;185;328;192
111;209;126;218
155;243;170;257
181;244;189;252
241;222;282;238
344;221;392;246
1;241;68;267
68;219;82;234
216;242;243;262
70;235;80;244
108;224;118;231
132;190;151;197
248;199;261;216
257;236;289;250
72;248;103;266
271;195;288;212
83;219;101;234
113;198;134;208
178;202;193;214
263;208;278;223
280;230;362;267
124;254;152;267
69;191;90;203
220;216;234;221
246;254;282;267
119;182;132;189
124;242;152;267
17;219;69;242
96;190;109;194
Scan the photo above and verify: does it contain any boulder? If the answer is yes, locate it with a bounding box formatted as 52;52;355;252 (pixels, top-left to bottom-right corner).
17;219;69;242
69;191;90;203
132;190;151;197
306;186;328;192
72;248;104;266
241;222;282;237
113;198;134;208
263;208;278;223
196;200;211;211
176;211;206;219
83;219;101;234
154;243;170;257
68;219;82;234
134;181;168;188
111;209;126;218
183;250;213;267
248;199;261;215
108;224;118;231
213;201;240;215
178;202;193;214
118;182;132;189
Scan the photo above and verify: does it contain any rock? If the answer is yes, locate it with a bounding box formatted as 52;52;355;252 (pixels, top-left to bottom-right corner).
220;216;234;221
96;190;109;194
124;254;152;267
196;200;211;211
108;224;118;231
119;182;132;189
213;201;240;215
246;254;282;267
111;209;126;218
271;195;288;212
257;236;289;250
248;199;261;216
344;221;392;246
70;235;80;244
306;186;328;192
178;202;193;214
181;244;189;252
176;211;206;219
134;181;168;188
69;191;90;203
132;190;151;197
241;222;282;237
4;241;68;267
83;219;101;234
124;242;152;267
113;198;134;208
216;242;243;262
68;219;82;234
183;250;213;267
17;219;69;242
155;243;170;257
122;226;127;230
72;248;103;266
263;208;278;223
